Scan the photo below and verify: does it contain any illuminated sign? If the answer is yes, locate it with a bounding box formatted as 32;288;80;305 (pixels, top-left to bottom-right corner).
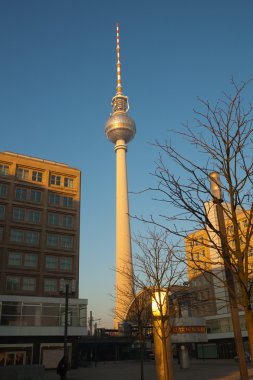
172;326;206;334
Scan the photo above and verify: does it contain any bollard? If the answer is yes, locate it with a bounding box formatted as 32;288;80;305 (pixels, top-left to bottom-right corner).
179;345;189;369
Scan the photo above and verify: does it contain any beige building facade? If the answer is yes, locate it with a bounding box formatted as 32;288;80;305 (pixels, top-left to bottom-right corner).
0;151;80;297
0;151;87;367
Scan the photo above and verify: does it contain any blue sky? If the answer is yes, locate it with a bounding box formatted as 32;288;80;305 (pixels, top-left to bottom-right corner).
1;0;253;327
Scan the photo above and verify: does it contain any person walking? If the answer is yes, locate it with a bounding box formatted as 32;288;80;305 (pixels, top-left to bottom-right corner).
57;356;68;380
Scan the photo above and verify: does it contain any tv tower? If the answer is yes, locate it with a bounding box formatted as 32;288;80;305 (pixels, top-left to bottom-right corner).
105;23;136;328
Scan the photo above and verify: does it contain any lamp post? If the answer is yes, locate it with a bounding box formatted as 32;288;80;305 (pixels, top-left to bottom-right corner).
64;283;69;361
152;290;174;380
209;171;248;380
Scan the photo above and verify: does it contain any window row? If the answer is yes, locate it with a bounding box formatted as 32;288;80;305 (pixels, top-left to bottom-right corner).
10;207;74;228
45;255;72;271
47;233;73;249
227;220;249;234
49;193;74;208
0;164;9;176
11;229;39;245
50;174;74;188
15;166;75;188
189;236;205;247
17;167;43;183
6;276;36;291
0;183;8;197
0;204;5;219
0;184;75;209
9;229;74;249
7;251;73;271
13;207;41;223
8;252;38;267
48;212;74;228
6;276;75;293
15;187;41;203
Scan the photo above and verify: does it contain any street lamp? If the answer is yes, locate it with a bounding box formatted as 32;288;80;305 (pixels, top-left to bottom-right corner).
64;283;69;361
152;290;173;380
210;171;248;380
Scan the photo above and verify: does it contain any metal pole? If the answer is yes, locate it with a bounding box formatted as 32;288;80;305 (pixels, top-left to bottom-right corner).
152;292;174;380
210;172;248;380
64;283;69;360
215;203;248;380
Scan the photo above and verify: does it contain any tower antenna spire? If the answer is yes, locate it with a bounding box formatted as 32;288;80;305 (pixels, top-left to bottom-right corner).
116;23;122;95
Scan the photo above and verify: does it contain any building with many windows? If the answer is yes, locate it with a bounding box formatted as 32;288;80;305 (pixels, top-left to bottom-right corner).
185;203;253;357
0;151;87;367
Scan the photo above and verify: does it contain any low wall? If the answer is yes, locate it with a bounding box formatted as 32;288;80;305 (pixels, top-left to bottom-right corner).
0;365;45;380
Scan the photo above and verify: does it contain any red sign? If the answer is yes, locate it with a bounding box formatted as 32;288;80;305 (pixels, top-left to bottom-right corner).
172;326;206;334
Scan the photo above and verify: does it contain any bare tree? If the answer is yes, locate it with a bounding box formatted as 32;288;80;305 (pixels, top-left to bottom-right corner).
115;229;186;380
140;79;253;358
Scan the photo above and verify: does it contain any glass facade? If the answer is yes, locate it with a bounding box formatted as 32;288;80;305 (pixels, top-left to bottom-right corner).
206;314;246;334
0;300;87;327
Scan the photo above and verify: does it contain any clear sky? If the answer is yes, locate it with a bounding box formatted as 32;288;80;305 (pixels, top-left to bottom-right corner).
0;0;253;328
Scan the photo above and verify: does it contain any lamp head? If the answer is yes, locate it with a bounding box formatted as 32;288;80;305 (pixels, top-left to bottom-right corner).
152;290;167;317
210;171;223;201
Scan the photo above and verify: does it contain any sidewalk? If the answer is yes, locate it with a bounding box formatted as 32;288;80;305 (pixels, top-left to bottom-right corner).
45;360;253;380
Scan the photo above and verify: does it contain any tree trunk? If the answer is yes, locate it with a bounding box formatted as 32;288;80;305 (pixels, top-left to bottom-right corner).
244;308;253;359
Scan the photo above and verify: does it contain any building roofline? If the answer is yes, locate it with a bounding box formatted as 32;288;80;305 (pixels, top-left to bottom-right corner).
1;151;80;171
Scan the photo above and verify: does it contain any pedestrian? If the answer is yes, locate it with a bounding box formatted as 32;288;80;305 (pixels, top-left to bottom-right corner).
57;356;68;380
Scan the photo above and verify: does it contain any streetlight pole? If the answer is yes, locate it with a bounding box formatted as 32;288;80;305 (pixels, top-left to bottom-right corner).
64;283;69;361
209;172;248;380
152;290;174;380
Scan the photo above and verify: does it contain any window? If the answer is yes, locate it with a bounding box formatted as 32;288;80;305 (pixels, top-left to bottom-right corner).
227;225;234;234
8;252;22;266
26;231;39;245
48;213;60;226
24;254;38;268
17;168;29;180
12;207;25;221
30;190;41;203
49;193;60;206
249;247;253;257
32;171;43;182
44;278;57;292
0;183;7;197
61;235;73;249
10;229;25;243
63;196;73;208
63;215;73;228
28;210;40;223
50;175;61;186
0;164;9;176
15;187;27;201
64;178;74;188
6;276;20;290
0;227;3;241
60;257;72;271
47;233;59;247
45;255;58;269
243;219;249;228
23;277;36;291
0;205;5;219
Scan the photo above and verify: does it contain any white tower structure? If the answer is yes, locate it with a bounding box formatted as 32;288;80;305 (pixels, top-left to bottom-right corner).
105;24;136;328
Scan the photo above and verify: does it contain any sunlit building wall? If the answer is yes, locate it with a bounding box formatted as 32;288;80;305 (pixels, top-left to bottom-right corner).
0;151;87;367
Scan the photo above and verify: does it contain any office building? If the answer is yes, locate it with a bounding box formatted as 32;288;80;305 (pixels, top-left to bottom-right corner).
0;151;87;367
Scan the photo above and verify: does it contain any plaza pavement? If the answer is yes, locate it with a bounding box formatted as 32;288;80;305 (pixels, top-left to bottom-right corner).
44;359;253;380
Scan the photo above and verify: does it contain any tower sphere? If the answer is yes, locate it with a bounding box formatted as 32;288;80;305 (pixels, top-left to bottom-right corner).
105;112;136;144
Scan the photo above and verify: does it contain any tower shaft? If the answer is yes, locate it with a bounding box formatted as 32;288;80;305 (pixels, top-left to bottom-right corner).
105;24;136;329
114;140;133;327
